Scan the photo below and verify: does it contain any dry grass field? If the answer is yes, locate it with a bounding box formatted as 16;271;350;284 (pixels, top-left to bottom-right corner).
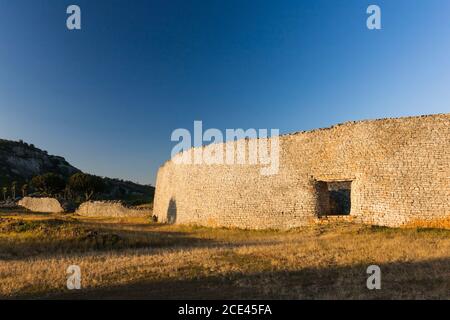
0;209;449;299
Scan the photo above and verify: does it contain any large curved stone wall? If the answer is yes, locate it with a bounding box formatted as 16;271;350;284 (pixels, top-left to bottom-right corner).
154;114;450;229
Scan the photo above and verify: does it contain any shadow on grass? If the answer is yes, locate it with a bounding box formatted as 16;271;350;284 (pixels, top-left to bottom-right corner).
0;217;281;261
34;257;450;300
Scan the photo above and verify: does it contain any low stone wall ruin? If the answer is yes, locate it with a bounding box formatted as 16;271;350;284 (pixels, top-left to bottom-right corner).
76;201;151;218
18;197;64;213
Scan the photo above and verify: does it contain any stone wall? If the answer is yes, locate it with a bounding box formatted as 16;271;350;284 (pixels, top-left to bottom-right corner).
18;197;64;213
76;201;151;218
153;114;450;229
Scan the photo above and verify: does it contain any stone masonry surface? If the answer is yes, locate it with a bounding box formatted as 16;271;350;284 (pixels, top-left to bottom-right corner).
76;201;151;218
154;114;450;229
18;197;64;213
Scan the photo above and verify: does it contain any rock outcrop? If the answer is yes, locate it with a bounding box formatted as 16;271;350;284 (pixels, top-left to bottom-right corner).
0;139;80;186
0;139;155;203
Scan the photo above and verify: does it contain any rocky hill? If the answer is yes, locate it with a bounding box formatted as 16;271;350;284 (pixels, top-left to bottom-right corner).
0;139;154;204
0;139;79;186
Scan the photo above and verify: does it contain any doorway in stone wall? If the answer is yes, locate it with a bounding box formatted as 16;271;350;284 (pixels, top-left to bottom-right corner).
317;180;352;216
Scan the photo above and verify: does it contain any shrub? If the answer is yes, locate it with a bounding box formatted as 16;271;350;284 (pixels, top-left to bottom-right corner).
68;173;106;201
30;173;66;196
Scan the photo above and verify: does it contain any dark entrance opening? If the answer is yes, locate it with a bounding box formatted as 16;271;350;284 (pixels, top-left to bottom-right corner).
317;181;352;216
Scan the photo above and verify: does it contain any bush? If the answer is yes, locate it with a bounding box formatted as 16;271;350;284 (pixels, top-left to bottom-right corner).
30;173;66;196
68;173;106;201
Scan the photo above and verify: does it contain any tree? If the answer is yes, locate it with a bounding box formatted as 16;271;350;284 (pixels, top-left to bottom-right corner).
21;184;28;197
11;181;17;199
2;187;7;201
68;173;106;201
30;173;66;196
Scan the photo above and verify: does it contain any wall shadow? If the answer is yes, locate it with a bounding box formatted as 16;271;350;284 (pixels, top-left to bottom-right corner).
39;257;450;300
167;198;177;224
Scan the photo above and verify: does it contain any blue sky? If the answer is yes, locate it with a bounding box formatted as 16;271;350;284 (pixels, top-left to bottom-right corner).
0;0;449;184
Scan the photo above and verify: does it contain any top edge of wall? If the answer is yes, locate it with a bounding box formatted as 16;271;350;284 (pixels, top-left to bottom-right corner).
159;112;450;168
285;112;449;137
